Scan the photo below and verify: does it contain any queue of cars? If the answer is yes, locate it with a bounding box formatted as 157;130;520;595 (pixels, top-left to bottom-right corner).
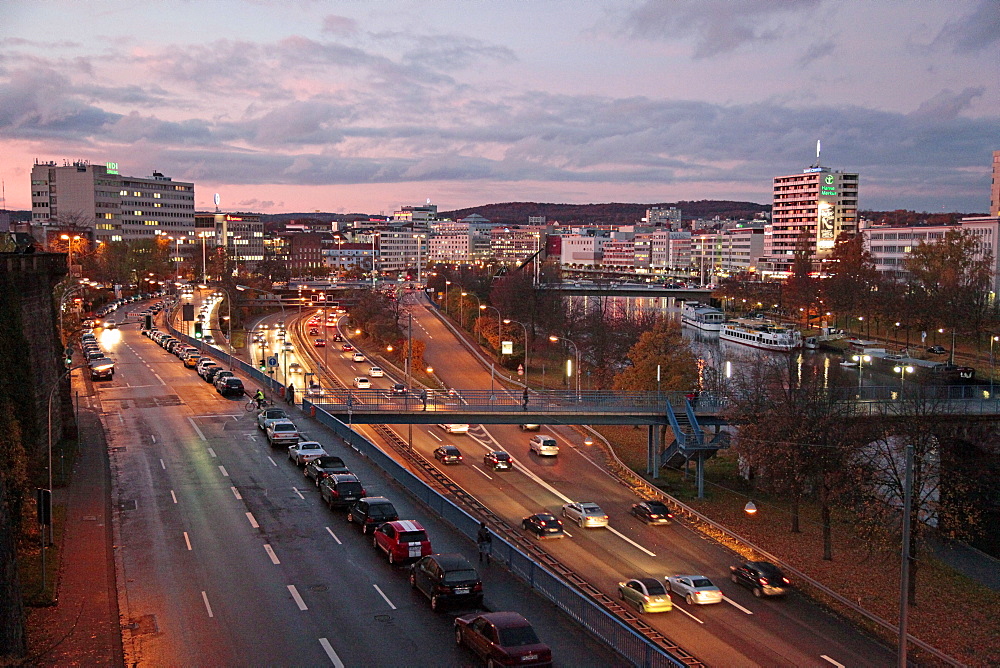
146;326;246;396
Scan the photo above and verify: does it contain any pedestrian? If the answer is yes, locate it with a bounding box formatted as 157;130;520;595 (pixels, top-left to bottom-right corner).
286;383;295;405
476;521;492;564
522;387;529;411
420;389;428;411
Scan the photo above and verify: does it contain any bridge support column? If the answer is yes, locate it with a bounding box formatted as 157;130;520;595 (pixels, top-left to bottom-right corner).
647;425;660;478
696;451;705;499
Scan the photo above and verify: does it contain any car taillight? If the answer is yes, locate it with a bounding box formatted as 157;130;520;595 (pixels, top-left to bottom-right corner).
361;488;367;496
473;582;483;592
433;584;450;594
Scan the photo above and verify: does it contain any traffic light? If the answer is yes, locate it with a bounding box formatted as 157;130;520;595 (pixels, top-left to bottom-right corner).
63;346;74;368
194;322;203;339
259;359;266;371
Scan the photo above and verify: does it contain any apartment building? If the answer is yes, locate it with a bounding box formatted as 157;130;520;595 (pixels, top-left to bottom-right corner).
691;227;766;284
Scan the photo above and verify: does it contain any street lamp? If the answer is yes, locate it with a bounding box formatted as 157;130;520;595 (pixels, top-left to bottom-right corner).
460;292;469;329
197;230;214;283
465;293;482;342
548;334;580;398
991;335;999;397
504;318;529;379
479;304;501;348
444;280;451;315
937;328;957;365
852;354;871;393
60;234;81;276
893;365;914;392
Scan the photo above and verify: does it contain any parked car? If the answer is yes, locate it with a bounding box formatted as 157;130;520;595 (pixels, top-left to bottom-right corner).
666;575;724;605
483;451;512;471
304;455;350;485
197;361;220;380
216;377;245;396
631;500;674;525
204;366;227;383
521;513;565;539
256;407;288;431
353;377;371;389
212;370;235;387
347;497;399;534
454;612;551;667
319;473;366;509
183;353;201;368
372;520;431;564
729;561;790;598
288;440;328;466
561;502;608;528
438;423;469;434
434;445;463;464
410;553;483;611
618;578;673;614
265;420;300;447
529;435;559;456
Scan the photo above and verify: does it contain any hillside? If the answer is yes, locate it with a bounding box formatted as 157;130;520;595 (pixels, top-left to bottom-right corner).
440;201;771;226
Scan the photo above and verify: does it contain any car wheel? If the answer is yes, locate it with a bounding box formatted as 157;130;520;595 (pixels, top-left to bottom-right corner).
731;573;739;584
686;594;694;605
454;627;463;646
373;536;379;549
561;508;567;518
389;550;396;565
638;602;646;614
578;517;585;528
431;595;440;612
753;587;763;598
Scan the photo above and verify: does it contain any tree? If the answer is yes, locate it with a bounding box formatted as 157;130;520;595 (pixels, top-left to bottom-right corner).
612;318;697;392
822;233;881;328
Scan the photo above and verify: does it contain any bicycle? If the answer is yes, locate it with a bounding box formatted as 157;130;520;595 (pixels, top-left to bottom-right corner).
245;398;274;412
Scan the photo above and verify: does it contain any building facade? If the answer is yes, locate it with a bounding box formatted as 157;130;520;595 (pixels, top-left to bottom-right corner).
194;212;265;269
991;150;999;218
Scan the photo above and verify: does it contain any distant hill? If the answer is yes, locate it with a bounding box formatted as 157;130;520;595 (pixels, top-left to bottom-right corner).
440;201;771;226
861;209;989;227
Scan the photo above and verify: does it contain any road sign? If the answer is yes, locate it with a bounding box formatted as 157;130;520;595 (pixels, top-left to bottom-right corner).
267;356;278;367
517;364;524;376
502;340;513;355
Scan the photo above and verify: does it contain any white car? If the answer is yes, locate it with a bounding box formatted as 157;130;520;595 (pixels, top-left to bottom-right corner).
353;377;371;389
352;352;365;363
368;366;383;377
561;502;608;528
288;441;329;466
266;420;300;447
438;423;469;434
666;575;724;605
529;435;559;456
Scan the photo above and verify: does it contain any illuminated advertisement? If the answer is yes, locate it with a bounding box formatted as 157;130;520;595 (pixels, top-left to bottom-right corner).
817;174;837;247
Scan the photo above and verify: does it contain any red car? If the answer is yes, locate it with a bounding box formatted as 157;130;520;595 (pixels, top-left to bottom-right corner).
341;343;353;352
372;520;431;565
314;338;326;347
455;611;552;667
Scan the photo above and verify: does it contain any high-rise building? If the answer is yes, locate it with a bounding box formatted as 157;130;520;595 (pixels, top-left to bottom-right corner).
763;162;858;276
30;160;195;244
646;206;681;228
990;150;999;217
194;211;265;269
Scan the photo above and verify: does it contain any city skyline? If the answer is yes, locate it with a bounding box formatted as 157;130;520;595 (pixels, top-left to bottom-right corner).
1;0;998;215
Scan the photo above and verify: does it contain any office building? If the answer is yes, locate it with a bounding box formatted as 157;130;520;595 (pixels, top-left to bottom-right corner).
193;211;265;269
991;150;999;217
646;206;682;228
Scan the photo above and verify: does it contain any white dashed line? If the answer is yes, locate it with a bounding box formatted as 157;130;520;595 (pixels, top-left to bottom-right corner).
373;584;396;610
150;435;156;443
325;526;342;544
187;417;207;441
170;490;177;504
218;465;229;477
267;457;277;467
201;591;214;617
231;486;242;500
207;447;217;458
606;526;656;557
724;597;754;615
287;585;308;610
672;604;704;624
293;487;305;500
318;638;344;667
263;544;280;564
820;656;845;668
471;465;493;480
154;373;166;386
159;459;166;470
246;512;259;528
183;531;192;550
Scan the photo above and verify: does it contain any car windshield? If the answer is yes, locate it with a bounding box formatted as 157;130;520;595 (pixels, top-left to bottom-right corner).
646;502;669;513
398;530;427;543
493;453;510;461
274;424;296;432
369;505;396;520
264;410;286;419
497;625;541;647
539;519;560;528
442;569;478;584
691;578;714;588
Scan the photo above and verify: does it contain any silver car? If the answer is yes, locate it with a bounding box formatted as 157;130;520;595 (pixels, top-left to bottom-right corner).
561;502;608;528
666;575;724;605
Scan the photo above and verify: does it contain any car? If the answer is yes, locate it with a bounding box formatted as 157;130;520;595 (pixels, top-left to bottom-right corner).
347;497;399;534
212;371;236;390
304;455;350;485
265;420;300;447
332;334;343;342
631;500;674;525
521;513;565;539
89;358;115;381
197;362;220;380
561;502;608;528
319;473;366;509
288;440;329;466
927;345;947;354
313;338;326;347
410;553;483;611
216;377;244;396
434;445;463;464
454;612;551;667
353;377;371;389
438;423;469;434
372;520;431;564
483;451;512;471
390;383;408;396
183;353;201;368
288;362;303;374
342;343;354;352
520;423;541;431
309;328;320;336
368;366;383;377
352;352;365;363
204;366;227;383
86;349;106;361
618;578;673;614
203;335;215;345
729;561;791;598
256;407;288;431
666;575;724;605
529;435;559;456
282;342;293;352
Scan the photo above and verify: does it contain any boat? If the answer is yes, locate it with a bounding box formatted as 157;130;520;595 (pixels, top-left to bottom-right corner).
867;351;976;383
720;317;803;352
681;302;725;332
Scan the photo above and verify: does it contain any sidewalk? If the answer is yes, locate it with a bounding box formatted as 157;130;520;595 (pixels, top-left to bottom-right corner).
25;381;123;666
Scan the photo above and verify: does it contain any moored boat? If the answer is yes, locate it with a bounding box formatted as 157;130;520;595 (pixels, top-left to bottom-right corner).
682;302;725;332
720;318;802;352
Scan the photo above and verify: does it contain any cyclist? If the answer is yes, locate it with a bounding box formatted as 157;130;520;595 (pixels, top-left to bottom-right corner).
254;389;266;410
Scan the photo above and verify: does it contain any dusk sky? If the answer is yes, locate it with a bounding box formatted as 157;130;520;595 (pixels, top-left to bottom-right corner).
1;0;997;215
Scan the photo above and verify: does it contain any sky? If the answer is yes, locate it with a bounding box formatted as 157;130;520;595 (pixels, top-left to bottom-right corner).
1;0;998;215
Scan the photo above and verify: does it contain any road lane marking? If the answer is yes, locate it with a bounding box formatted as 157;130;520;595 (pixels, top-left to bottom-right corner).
231;486;242;500
287;584;308;610
672;604;704;624
246;512;259;528
325;526;342;544
293;487;305;500
153;373;166;385
821;656;845;668
170;490;177;504
267;456;277;467
318;638;345;667
263;544;280;564
207;447;217;458
373;584;396;610
606;526;656;557
183;532;192;550
201;591;214;617
471;465;493;480
724;598;754;615
219;465;229;477
187;417;207;441
150;434;156;443
159;459;166;469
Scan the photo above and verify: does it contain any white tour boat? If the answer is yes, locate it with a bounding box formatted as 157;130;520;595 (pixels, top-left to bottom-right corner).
720;317;803;352
681;301;725;332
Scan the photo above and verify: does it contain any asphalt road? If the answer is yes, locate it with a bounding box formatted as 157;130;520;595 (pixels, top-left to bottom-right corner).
100;299;620;666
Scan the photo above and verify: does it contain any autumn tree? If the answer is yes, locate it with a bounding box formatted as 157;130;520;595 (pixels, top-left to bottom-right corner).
821;233;881;328
612;318;697;393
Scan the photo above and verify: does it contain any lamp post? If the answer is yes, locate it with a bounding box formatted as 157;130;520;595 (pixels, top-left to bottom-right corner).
893;365;914;392
504;318;529;379
852;354;871;394
460;292;469;329
479;304;501;349
444;280;451;315
548;334;580;398
991;335;999;397
60;234;81;276
938;328;957;365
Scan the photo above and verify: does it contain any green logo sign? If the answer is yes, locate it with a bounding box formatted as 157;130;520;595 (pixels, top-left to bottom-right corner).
106;162;119;175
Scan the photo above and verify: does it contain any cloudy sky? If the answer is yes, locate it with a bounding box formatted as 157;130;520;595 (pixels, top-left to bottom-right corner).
1;0;997;215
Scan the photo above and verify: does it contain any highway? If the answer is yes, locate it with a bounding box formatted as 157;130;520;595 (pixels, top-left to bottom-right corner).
97;298;620;666
280;291;896;668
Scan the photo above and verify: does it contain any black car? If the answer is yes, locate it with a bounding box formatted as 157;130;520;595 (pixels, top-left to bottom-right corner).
304;456;351;485
391;383;408;396
630;500;674;525
927;345;947;355
729;561;791;598
347;497;399;534
319;474;366;509
409;553;483;611
204;366;228;383
521;513;565;539
434;445;463;464
483;451;512;471
216;377;244;396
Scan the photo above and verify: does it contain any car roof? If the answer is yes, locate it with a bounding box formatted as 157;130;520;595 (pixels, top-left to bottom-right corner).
358;496;391;504
297;441;322;447
637;577;662;589
474;611;531;629
386;519;424;532
441;445;460;451
532;512;557;520
428;552;474;571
